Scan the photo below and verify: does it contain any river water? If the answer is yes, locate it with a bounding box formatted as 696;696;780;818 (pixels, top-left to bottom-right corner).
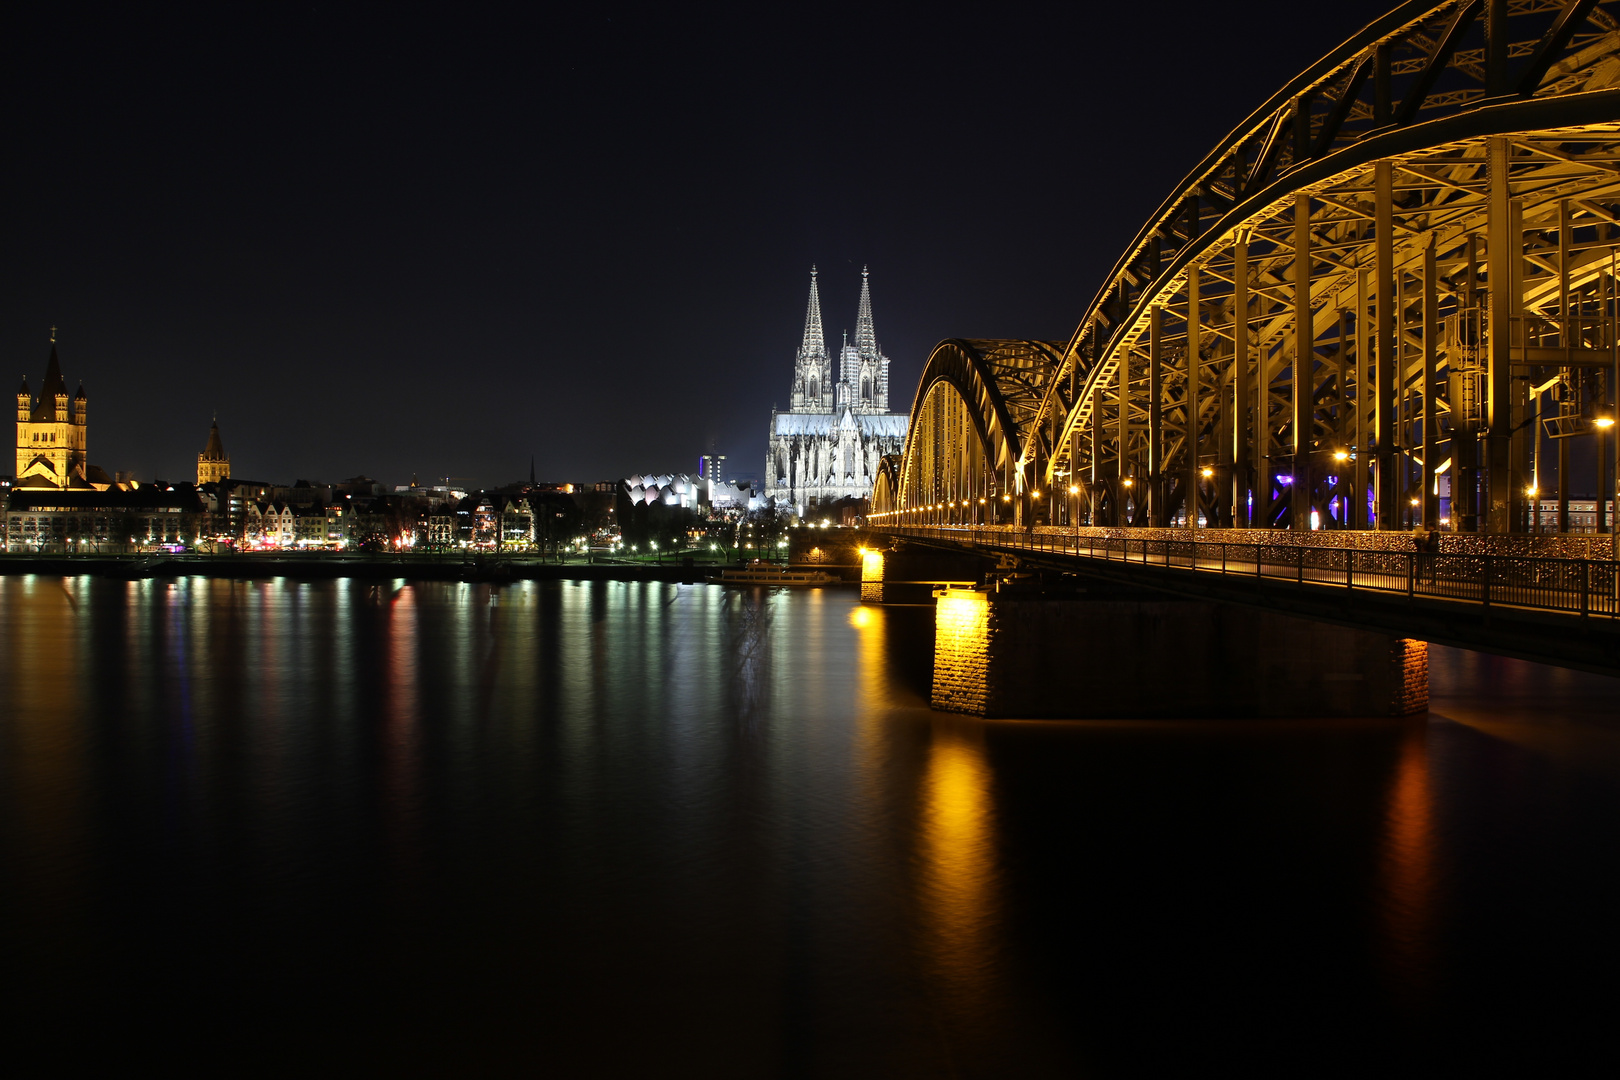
1;575;1616;1075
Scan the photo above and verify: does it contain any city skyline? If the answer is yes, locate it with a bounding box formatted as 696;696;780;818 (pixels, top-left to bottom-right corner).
0;3;1356;485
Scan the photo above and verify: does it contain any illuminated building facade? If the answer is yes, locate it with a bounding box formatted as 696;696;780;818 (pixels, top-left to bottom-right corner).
5;485;204;552
197;420;230;486
14;336;106;490
767;267;907;513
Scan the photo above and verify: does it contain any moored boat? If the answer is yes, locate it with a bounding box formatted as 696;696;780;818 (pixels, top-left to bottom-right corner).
709;565;838;587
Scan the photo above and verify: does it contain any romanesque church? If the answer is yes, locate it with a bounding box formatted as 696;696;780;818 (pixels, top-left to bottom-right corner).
14;336;113;490
766;267;907;513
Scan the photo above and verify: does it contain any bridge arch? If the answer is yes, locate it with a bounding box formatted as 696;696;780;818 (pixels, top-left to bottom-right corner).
873;339;1066;525
901;0;1620;535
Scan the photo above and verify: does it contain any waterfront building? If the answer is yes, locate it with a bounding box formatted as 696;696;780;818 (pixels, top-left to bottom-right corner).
5;484;204;552
625;473;705;510
766;268;907;514
197;420;230;486
243;500;296;547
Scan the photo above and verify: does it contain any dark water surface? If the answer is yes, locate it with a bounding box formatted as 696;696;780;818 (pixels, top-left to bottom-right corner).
2;575;1618;1075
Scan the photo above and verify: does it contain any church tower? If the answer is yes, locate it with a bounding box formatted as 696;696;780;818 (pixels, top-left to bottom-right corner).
849;267;889;413
198;419;230;486
14;333;89;488
789;267;833;413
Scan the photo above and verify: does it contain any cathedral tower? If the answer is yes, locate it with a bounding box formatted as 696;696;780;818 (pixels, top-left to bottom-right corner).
846;266;889;412
789;267;833;413
14;334;89;489
198;419;230;486
767;267;909;513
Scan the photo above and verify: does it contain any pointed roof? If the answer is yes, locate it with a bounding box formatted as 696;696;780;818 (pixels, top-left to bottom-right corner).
40;343;67;398
17;375;28;396
854;266;878;360
30;343;68;422
799;266;828;360
202;420;226;460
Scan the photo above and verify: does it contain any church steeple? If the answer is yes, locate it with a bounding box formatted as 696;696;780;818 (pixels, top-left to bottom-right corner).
197;418;230;487
854;266;878;360
801;266;827;358
790;266;833;412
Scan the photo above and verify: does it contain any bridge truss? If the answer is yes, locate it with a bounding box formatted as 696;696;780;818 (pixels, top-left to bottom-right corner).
874;0;1620;536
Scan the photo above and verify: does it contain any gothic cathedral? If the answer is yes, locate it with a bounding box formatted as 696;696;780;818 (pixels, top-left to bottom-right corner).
766;268;907;513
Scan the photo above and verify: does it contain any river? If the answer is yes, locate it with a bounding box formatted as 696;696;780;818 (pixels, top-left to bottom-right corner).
0;575;1615;1075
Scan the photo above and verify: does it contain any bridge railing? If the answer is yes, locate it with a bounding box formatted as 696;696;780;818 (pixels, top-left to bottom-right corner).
874;526;1620;619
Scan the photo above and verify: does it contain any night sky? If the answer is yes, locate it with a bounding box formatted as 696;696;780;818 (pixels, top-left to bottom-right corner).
2;2;1359;489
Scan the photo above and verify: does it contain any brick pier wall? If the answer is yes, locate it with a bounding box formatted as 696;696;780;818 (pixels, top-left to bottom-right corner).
932;591;1429;719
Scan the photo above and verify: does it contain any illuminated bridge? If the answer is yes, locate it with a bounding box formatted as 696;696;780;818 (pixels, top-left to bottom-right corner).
866;0;1620;689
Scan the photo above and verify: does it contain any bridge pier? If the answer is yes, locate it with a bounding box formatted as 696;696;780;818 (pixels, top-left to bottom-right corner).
859;539;989;604
931;586;1427;720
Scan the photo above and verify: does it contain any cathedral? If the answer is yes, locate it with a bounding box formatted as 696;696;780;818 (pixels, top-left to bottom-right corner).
766;267;908;513
14;334;110;490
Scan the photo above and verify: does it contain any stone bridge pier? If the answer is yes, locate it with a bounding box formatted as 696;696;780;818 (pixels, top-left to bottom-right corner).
927;584;1428;720
857;536;992;604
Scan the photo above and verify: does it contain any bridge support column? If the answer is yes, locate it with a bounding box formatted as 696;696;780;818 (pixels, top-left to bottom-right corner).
860;541;989;605
931;589;1427;719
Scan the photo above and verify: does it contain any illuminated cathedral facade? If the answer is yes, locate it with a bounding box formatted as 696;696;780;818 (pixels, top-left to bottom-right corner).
766;267;908;513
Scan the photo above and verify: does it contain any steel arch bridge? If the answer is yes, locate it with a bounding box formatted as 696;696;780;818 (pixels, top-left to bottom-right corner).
873;0;1620;538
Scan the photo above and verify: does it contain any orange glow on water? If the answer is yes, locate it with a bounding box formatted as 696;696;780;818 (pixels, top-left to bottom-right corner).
918;721;999;1017
1380;721;1436;1006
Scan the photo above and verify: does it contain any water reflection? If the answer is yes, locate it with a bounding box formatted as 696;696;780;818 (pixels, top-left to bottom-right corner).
0;576;90;969
3;579;1620;1072
917;719;1000;1024
1379;719;1436;1008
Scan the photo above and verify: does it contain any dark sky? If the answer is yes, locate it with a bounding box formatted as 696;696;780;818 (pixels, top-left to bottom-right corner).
1;1;1363;488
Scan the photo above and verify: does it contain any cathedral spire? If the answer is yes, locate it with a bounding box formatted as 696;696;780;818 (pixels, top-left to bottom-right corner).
801;266;827;359
854;266;878;359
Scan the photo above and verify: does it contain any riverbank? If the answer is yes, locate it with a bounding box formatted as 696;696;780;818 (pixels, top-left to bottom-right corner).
0;552;861;583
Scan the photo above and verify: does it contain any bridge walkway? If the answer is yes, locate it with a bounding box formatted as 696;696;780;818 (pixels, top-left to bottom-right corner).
868;525;1620;674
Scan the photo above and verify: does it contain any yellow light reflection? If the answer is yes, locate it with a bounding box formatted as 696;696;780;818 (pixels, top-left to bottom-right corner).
918;721;999;1018
848;606;872;629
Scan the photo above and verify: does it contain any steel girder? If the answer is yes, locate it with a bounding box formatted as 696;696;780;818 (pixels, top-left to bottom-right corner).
1021;0;1620;533
874;454;901;512
887;339;1067;516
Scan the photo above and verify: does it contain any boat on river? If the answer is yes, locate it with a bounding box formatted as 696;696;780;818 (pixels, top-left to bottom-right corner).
709;564;839;587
